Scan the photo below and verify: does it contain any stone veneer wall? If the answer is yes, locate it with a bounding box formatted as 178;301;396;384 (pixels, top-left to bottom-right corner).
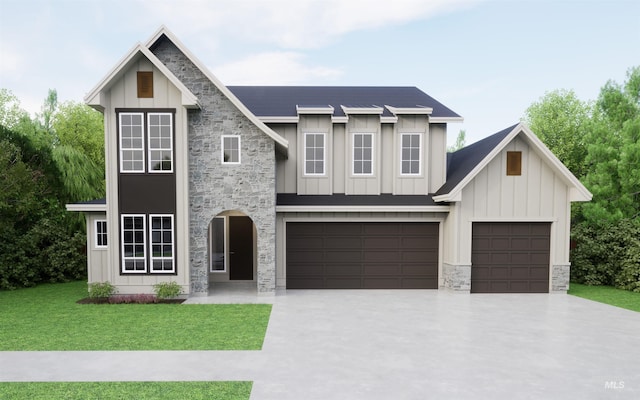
551;264;570;293
151;37;277;294
442;263;471;291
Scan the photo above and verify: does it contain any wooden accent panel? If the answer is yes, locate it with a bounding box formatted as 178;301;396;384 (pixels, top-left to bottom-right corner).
137;71;154;98
506;151;522;176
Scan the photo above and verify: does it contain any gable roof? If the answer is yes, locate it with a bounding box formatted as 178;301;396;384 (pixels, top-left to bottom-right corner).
227;86;462;123
434;122;592;202
84;43;200;111
145;26;289;154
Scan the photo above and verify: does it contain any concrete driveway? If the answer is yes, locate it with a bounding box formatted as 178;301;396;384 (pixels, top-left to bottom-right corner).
2;290;638;399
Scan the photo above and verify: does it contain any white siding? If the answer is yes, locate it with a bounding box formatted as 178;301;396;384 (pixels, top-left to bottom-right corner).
274;124;298;193
429;123;447;193
444;136;571;268
102;54;190;294
345;115;380;195
297;115;332;194
394;115;429;195
86;213;109;283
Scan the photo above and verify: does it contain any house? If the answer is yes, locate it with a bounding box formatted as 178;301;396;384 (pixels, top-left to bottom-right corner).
67;26;591;295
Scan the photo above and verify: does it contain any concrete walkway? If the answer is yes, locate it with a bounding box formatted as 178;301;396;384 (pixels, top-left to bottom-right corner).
1;290;639;399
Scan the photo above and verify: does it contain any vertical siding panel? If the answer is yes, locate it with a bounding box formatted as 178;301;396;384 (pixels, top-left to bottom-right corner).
333;124;346;193
485;156;502;215
381;124;394;193
512;139;528;217
500;150;515;217
527;147;542;216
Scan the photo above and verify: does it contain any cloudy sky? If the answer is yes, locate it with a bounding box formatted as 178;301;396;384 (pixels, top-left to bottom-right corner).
1;0;638;144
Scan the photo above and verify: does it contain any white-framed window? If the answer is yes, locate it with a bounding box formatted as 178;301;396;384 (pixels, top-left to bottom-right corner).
121;215;146;273
401;133;421;175
221;135;241;164
95;220;107;248
149;215;175;273
304;133;325;175
209;217;226;272
148;113;173;172
119;113;145;172
353;133;374;175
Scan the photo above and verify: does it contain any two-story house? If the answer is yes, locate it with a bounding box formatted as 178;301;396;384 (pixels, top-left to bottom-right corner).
67;26;591;295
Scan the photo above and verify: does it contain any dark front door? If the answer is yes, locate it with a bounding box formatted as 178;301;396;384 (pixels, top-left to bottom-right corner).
229;216;254;280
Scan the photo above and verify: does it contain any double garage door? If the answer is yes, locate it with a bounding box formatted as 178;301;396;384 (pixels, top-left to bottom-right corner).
471;222;551;293
286;222;439;289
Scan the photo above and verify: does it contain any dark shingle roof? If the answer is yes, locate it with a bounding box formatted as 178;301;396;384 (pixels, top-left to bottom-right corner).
435;124;517;196
227;86;461;119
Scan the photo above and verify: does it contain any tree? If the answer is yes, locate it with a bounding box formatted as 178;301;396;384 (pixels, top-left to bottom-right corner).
524;89;592;178
447;129;466;152
0;89;30;129
581;67;640;224
37;89;58;138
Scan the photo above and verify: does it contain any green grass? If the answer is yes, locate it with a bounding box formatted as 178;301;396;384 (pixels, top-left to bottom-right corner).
0;381;251;400
569;283;640;312
0;281;271;350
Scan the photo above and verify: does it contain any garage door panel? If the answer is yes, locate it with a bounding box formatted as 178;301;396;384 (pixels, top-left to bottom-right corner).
472;222;550;293
287;222;438;289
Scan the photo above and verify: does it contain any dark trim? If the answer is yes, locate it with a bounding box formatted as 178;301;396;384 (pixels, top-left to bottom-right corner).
277;193;444;206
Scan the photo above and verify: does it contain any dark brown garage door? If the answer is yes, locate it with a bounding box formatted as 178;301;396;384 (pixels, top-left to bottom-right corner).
286;222;439;289
471;222;551;293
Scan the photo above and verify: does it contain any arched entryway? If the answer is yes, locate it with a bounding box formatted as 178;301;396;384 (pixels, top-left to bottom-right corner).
208;210;257;286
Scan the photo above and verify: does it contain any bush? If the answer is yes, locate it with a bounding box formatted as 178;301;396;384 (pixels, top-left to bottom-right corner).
571;218;640;291
88;282;116;298
153;281;182;299
108;294;157;304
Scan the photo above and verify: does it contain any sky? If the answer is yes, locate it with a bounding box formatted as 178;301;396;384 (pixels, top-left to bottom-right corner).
1;0;638;145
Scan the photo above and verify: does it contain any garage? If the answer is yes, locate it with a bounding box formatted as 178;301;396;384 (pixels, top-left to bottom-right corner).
471;222;551;293
286;222;439;289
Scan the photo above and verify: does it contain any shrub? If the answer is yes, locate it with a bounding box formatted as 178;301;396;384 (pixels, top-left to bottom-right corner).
571;218;640;291
108;294;157;304
153;281;182;299
88;281;116;298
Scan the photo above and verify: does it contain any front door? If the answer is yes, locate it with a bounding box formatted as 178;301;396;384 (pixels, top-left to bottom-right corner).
229;216;254;280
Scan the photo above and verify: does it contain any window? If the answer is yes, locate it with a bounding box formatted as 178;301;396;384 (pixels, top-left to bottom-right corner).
401;133;421;175
121;215;146;273
119;111;173;173
148;113;173;172
95;220;107;248
119;113;145;172
210;217;225;272
304;133;325;175
353;133;373;175
507;151;522;176
150;215;175;273
222;135;241;164
137;71;153;98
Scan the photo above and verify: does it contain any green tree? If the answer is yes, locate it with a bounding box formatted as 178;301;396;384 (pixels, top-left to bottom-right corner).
582;67;640;224
53;101;104;172
524;89;592;178
447;129;466;152
0;89;30;129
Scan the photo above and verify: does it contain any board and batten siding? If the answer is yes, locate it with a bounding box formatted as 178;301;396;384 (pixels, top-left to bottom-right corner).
429;123;447;193
102;54;190;294
85;213;109;283
297;115;333;195
275;211;447;289
344;115;381;195
393;115;429;195
443;136;571;267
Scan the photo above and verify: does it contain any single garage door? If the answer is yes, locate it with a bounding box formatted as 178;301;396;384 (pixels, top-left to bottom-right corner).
471;222;551;293
286;222;439;289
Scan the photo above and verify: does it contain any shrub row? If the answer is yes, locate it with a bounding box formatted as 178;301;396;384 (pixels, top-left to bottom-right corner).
571;218;640;292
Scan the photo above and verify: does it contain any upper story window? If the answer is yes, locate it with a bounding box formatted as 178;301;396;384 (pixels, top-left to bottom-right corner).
222;135;241;164
148;113;173;172
95;220;107;248
401;133;421;175
119;113;145;172
353;133;373;175
304;133;325;175
118;111;173;173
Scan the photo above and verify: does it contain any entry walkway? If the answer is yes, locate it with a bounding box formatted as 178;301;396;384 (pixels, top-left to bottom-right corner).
1;291;639;399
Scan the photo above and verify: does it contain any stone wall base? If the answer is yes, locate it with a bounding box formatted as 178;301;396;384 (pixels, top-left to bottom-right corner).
551;264;571;293
442;263;471;292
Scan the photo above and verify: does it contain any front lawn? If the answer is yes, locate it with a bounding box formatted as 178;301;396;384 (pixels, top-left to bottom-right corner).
0;281;271;350
0;381;251;400
568;283;640;312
